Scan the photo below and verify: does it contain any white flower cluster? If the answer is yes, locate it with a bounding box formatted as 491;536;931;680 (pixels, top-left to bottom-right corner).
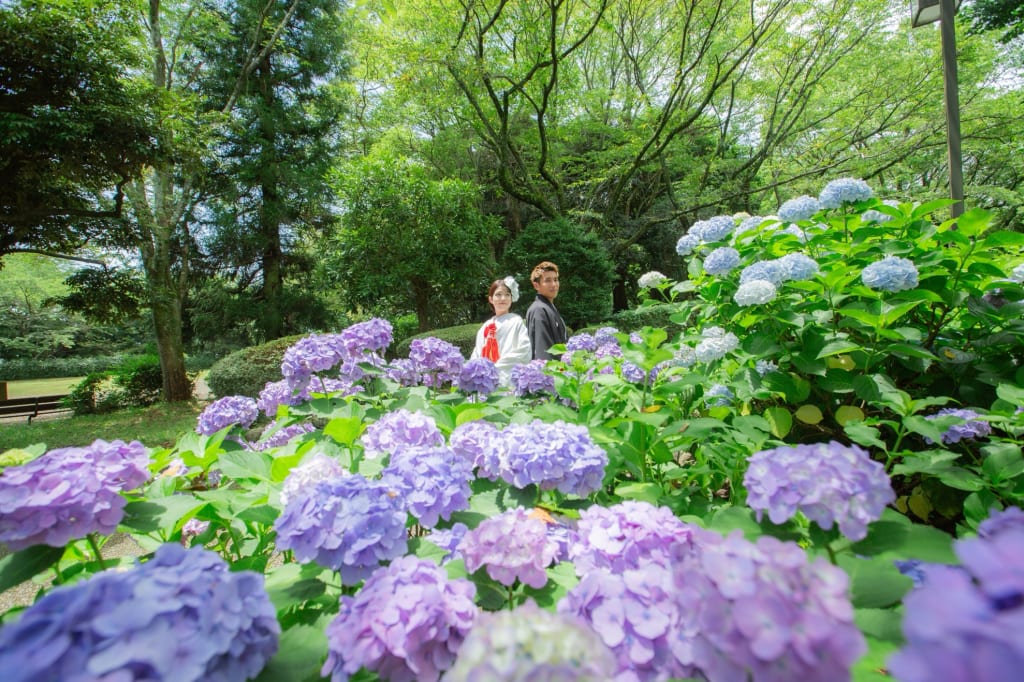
503;276;520;302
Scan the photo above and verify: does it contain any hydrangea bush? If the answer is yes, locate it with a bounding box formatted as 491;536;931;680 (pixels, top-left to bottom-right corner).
2;178;1023;681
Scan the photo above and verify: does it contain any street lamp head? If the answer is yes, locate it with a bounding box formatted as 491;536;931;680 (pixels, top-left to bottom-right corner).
911;0;962;28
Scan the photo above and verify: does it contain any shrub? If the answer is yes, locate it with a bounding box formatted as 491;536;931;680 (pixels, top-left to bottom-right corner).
112;355;165;407
205;335;306;399
578;303;686;336
393;324;479;359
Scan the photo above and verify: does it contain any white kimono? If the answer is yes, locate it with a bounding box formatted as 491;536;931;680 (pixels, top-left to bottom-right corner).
470;313;533;384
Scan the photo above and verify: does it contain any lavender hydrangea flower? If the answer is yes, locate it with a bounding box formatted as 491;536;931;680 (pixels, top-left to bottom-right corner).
818;178;873;208
777;195;821;222
0;544;279;682
322;555;476;682
338;317;393;355
978;506;1024;539
459;507;560;588
1011;263;1024;283
779;252;819;281
566;333;598;352
861;255;919;292
274;473;408;582
510;360;556;397
0;439;150;550
888;529;1024;682
408;336;465;388
593;326;621;347
740;259;786;286
196;395;259;435
500;421;608;496
675;532;866;682
280;333;346;390
676;233;701;256
638;271;668;289
705;383;735;407
861;199;899;223
736;215;769;236
384;445;474;528
279;452;346;507
734;280;778;306
424;522;469;564
703;247;741;276
694;327;739;363
569;501;701;575
446;601;617;681
449;419;505;478
386;357;420;386
360;408;445;459
457;357;500;396
690;215;736;243
744;441;895;541
620;361;647;384
558;561;695;681
257;379;301;417
755;359;778;376
925;408;992;444
180;517;210;546
254;420;316;450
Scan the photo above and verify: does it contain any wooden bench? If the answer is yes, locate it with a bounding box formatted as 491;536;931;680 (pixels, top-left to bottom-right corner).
0;394;72;423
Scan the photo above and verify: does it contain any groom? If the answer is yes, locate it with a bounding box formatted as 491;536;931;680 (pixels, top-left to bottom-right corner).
526;261;568;360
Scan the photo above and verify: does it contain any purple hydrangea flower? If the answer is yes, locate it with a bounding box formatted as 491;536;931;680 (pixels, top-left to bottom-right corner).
740;259;787;286
360;408;445;459
383;445;474;528
566;333;598;352
676;233;701;256
888;528;1024;682
690;215;736;243
424;522;470;564
279;451;346;506
254;420;316;451
675;532;865;682
500;421;608;496
338;317;393;355
593;327;621;347
620;361;647;384
779;252;820;281
861;255;919;292
694;326;739;363
180;517;210;546
509;360;556;397
280;333;346;390
744;441;895;541
0;439;150;550
257;379;303;417
818;178;873;208
705;383;735;407
457;357;500;396
925;408;992;444
448;419;504;478
569;501;702;575
734;280;778;306
408;336;465;388
638;271;668;289
446;601;617;681
274;474;408;583
459;507;560;588
322;555;476;682
703;246;741;276
386;357;420;386
558;561;695;681
196;395;259;435
0;544;279;682
979;506;1024;539
777;195;821;222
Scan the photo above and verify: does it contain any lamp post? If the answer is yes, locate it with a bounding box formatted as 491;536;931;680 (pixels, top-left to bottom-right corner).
912;0;964;219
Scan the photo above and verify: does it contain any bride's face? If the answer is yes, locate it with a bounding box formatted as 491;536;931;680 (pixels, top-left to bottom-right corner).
489;285;513;316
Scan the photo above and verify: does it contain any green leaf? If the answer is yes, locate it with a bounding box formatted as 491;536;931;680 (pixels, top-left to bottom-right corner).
840;556;913;608
121;496;205;535
855;609;905;644
883;343;936;361
254;622;328;682
851;514;956;563
817;339;863;359
706;506;763;540
614;482;663;504
844;422;888;450
522;560;579;609
0;544;64;594
237;504;280;526
851;635;902;682
323;416;364;446
264;563;331;612
218;450;273;481
762;407;792;438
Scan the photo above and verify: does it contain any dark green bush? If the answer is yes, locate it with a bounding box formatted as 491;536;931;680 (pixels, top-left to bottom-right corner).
393;324;479;359
65;372;111;415
113;355;166;407
0;353;216;381
206;334;305;399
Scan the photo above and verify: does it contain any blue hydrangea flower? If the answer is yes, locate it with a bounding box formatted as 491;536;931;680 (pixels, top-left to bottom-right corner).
1011;263;1024;283
196;395;259;435
638;271;668;289
280;333;346;391
257;379;303;417
566;333;598;352
888;528;1024;682
274;474;408;582
500;421;608;496
818;178;873;208
384;445;474;528
777;195;821;222
457;357;500;396
449;419;505;479
755;359;778;376
704;383;734;407
979;506;1024;539
0;544;279;682
509;360;556;397
861;255;919;292
924;408;992;444
740;259;786;286
459;507;561;588
703;247;741;276
779;252;820;281
424;522;470;564
446;601;617;681
744;441;895;541
0;439;150;550
279;451;346;506
736;215;769;235
337;317;393;355
620;361;647;384
676;233;701;256
734;280;778;306
360;408;445;459
322;555;476;682
694;327;739;363
690;215;736;243
408;336;465;388
386;357;420;386
861;199;899;223
593;327;621;347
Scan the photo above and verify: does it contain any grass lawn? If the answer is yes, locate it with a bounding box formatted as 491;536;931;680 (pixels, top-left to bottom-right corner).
3;377;84;399
0;402;204;451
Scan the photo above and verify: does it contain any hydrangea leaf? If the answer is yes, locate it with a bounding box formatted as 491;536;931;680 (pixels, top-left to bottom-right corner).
253;621;328;682
763;406;792;438
0;544;63;594
121;495;206;535
323;416;363;446
840;555;914;608
218;449;273;482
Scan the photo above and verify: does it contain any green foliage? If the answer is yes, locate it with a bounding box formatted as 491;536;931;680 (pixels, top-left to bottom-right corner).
206;335;306;399
65;372;114;416
65;356;183;415
602;303;687;336
503;217;615;328
393;324;479;359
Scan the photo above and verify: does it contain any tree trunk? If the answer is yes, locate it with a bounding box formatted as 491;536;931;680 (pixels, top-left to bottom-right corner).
150;284;191;401
258;52;284;340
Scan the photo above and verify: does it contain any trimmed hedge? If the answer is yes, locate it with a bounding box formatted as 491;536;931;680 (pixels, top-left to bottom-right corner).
0;353;220;381
205;334;305;399
393;324;479;359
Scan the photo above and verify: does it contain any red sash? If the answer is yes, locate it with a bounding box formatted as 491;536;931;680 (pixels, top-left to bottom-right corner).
482;321;499;362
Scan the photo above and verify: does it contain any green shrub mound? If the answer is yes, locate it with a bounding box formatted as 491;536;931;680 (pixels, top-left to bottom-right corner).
393;323;479;359
66;355;181;415
205;334;305;399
